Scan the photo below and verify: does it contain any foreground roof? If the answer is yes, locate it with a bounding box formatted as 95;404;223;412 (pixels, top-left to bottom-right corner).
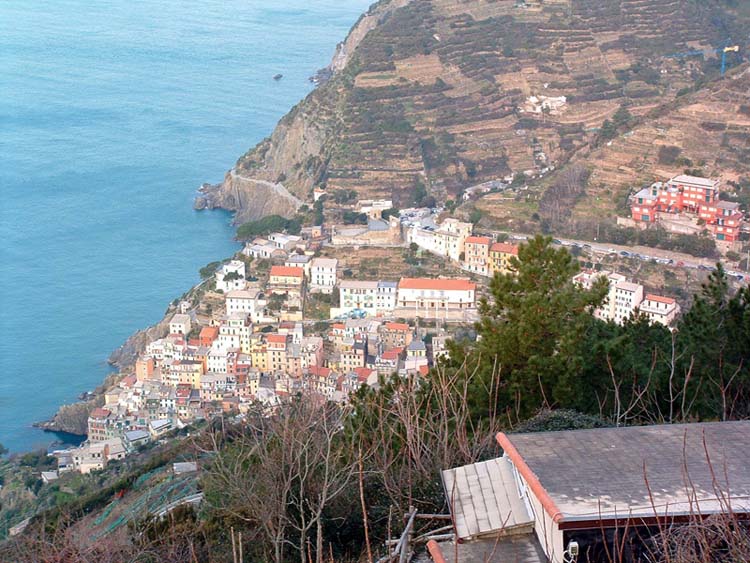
498;421;750;524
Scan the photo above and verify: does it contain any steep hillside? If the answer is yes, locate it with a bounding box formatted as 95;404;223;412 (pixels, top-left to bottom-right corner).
204;0;747;218
570;68;750;226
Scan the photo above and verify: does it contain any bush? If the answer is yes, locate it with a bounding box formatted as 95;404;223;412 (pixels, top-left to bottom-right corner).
236;215;303;239
342;211;368;225
514;409;611;434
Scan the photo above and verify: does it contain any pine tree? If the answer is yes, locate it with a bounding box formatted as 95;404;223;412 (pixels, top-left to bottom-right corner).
472;235;608;420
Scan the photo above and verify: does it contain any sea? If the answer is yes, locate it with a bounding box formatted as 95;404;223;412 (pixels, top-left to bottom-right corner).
0;0;372;453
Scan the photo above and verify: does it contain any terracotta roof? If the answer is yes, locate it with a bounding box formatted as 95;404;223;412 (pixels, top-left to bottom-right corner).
331;323;345;330
267;334;287;344
309;365;331;377
380;347;404;361
90;408;111;419
465;236;491;245
490;242;519;255
385;322;410;331
200;326;219;337
270;265;304;278
645;294;676;305
418;365;430;376
398;278;476;291
355;367;375;382
120;374;136;387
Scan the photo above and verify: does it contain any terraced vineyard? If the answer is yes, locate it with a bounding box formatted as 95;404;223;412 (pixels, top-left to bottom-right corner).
230;0;747;213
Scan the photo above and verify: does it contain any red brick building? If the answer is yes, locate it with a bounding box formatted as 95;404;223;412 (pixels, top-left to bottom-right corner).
630;175;743;241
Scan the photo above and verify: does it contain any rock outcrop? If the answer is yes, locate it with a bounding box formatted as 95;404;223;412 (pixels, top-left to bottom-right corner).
108;313;172;370
198;171;303;225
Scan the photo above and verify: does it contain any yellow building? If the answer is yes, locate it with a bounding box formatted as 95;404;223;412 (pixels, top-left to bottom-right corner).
489;242;519;275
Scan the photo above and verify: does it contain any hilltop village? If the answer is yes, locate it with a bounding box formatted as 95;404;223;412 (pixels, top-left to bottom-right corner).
42;176;740;476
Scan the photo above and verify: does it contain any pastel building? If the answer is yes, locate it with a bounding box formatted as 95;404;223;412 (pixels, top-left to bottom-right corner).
463;236;491;276
215;260;246;293
309;257;338;294
489;242;519;275
638;294;681;326
630;175;743;242
397;278;476;318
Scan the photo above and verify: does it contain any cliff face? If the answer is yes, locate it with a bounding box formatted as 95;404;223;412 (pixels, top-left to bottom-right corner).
198;171;304;225
203;0;748;220
108;313;172;370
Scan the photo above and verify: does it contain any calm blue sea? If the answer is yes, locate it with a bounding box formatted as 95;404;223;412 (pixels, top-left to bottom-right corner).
0;0;371;453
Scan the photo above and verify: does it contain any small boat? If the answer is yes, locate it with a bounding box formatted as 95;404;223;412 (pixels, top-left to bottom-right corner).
273;74;283;81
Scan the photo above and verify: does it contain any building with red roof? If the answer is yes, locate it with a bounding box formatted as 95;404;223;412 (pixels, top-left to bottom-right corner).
489;242;519;275
464;236;491;276
397;278;476;319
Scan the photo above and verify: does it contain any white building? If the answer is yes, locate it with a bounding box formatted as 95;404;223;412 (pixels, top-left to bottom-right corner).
377;281;398;313
268;232;302;252
218;313;253;352
336;280;399;318
169;313;192;336
639;294;681;326
243;241;283;260
285;254;313;277
215;260;246;293
309;257;338;293
406;218;473;262
357;199;393;219
396;278;477;318
207;342;231;373
226;289;266;322
613;281;644;324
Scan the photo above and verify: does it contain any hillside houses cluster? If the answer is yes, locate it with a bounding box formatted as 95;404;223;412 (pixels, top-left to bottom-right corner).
629;174;747;244
51;230;478;474
404;216;520;277
574;269;680;326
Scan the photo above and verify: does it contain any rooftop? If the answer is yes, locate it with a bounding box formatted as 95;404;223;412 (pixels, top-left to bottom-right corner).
226;289;261;299
311;257;338;268
490;242;519;255
669;174;719;189
499;421;750;523
644;294;676;305
270;265;304;278
340;280;379;290
466;236;491;245
399;278;476;292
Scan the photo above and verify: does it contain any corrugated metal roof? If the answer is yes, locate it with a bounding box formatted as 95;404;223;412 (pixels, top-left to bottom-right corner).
442;457;532;540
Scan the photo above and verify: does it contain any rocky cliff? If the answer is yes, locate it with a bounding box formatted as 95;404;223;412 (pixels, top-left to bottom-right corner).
201;0;748;221
108;311;172;370
196;171;303;225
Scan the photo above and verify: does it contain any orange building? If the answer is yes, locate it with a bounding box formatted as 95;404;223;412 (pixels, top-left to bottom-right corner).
199;326;219;347
463;236;491;276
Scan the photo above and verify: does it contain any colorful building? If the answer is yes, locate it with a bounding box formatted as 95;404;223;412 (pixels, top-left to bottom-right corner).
463;236;491;276
630;175;743;242
489;242;519;275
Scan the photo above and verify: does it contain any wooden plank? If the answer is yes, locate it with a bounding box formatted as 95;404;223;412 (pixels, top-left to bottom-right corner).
477;460;502;532
465;462;490;536
457;465;480;537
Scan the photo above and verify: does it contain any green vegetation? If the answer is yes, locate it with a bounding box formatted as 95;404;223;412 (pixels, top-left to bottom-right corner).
199;261;221;280
599;225;718;258
342;211;368;224
236;215;302;240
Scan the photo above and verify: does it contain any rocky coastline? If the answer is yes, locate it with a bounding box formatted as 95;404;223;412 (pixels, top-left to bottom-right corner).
32;0;401;443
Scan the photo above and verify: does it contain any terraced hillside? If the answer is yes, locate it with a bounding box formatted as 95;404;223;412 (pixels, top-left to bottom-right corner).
207;0;747;218
572;69;750;220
